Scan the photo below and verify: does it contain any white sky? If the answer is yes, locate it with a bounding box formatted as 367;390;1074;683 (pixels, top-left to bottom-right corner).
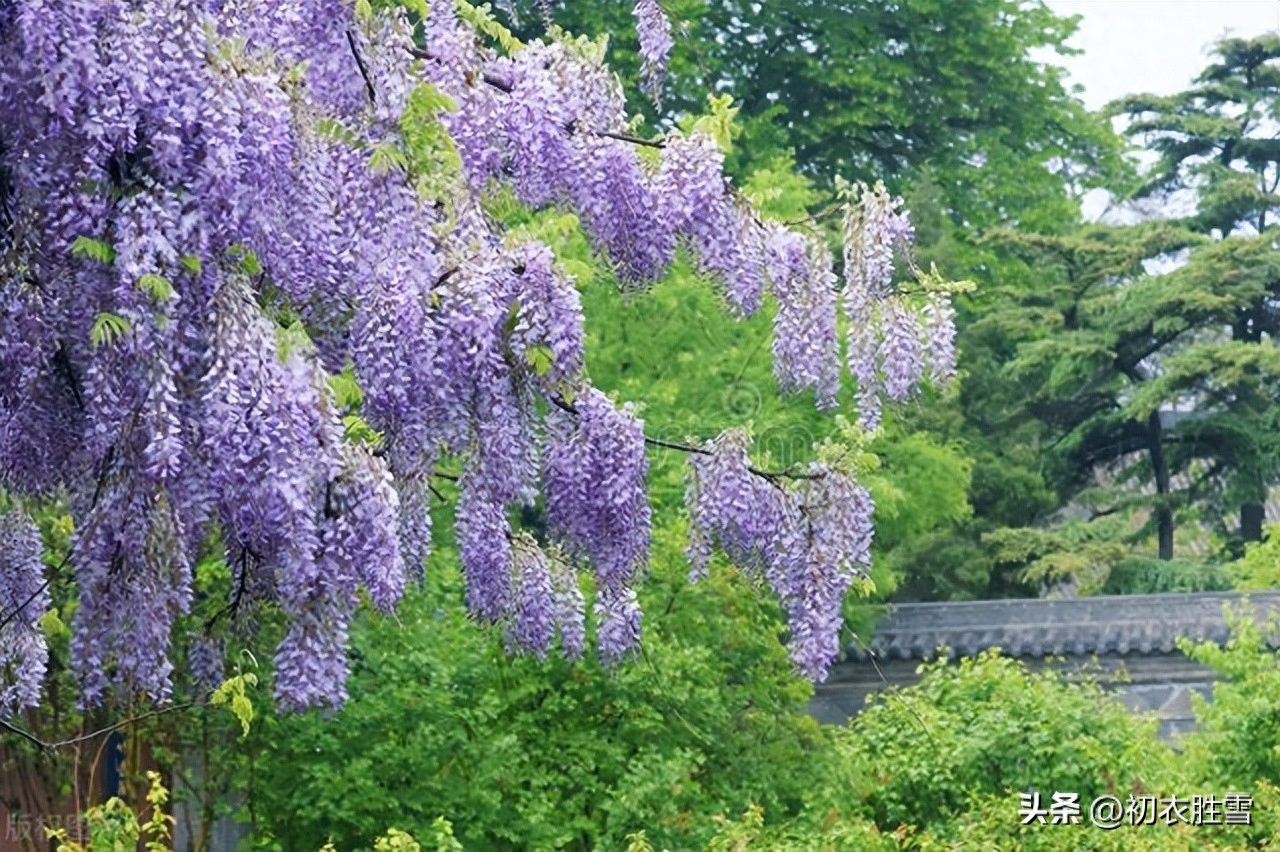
1044;0;1280;111
1039;1;1279;220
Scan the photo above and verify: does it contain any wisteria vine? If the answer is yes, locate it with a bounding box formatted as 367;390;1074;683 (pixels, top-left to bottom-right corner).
0;0;958;713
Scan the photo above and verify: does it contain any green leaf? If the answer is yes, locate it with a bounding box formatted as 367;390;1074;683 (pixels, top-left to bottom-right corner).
90;312;131;348
228;243;263;277
688;94;739;153
342;413;384;447
315;117;363;148
369;140;410;174
527;344;555;377
71;236;116;265
399;83;464;201
137;273;174;303
210;672;258;737
38;608;68;640
179;254;203;276
559;258;594;284
404;82;457;117
456;0;523;54
503;298;521;338
373;828;425;852
275;319;314;362
329;367;366;410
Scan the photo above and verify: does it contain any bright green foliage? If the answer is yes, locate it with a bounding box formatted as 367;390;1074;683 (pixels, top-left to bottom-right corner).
80;570;1280;852
90;311;132;348
864;426;974;552
70;235;118;265
684;649;1276;851
1230;525;1280;589
819;652;1174;834
398;82;464;201
758;632;1280;850
244;535;824;850
210;670;259;737
136;273;174;304
46;771;173;852
1179;607;1280;847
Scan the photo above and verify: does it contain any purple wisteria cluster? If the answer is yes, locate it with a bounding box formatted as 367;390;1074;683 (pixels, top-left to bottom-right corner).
544;389;651;663
508;534;585;660
0;0;957;711
633;0;674;107
685;430;873;680
0;509;48;716
842;182;958;429
764;226;841;408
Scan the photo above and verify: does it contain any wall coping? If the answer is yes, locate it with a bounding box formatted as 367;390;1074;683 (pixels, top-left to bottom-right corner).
852;591;1280;661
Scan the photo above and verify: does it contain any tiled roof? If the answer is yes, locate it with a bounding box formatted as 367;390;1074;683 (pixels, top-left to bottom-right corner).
855;591;1280;661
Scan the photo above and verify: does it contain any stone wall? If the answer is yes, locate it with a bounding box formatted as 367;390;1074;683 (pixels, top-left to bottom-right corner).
809;589;1280;740
810;653;1218;740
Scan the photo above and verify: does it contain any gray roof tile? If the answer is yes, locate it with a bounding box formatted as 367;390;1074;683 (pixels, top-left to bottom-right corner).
853;591;1280;661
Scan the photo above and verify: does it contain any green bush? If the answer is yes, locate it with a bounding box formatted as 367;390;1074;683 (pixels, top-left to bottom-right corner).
246;533;825;851
1179;605;1280;847
233;607;1280;851
1101;557;1234;595
819;652;1175;833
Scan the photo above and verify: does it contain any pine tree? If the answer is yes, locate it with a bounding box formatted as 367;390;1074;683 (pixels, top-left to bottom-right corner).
1110;34;1280;545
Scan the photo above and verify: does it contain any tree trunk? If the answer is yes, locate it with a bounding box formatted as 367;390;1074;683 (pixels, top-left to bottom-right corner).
1232;311;1266;545
1147;410;1174;560
1242;502;1265;543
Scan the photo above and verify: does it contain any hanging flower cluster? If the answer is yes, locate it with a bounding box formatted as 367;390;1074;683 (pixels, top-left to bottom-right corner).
633;0;674;107
0;509;48;715
684;430;873;679
842;181;956;429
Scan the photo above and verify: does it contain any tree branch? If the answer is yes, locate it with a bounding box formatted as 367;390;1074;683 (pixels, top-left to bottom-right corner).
545;393;822;482
1;701;200;752
347;30;377;105
202;547;257;633
0;575;53;635
592;129;666;150
784;203;841;227
407;47;666;149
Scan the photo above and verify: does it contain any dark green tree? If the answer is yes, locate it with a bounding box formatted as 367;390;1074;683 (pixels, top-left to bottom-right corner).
970;222;1263;562
977;217;1280;567
1110;35;1280;543
511;0;1126;228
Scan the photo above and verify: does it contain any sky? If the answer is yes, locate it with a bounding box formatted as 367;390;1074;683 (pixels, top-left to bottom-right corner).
1038;1;1279;220
1044;0;1279;111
